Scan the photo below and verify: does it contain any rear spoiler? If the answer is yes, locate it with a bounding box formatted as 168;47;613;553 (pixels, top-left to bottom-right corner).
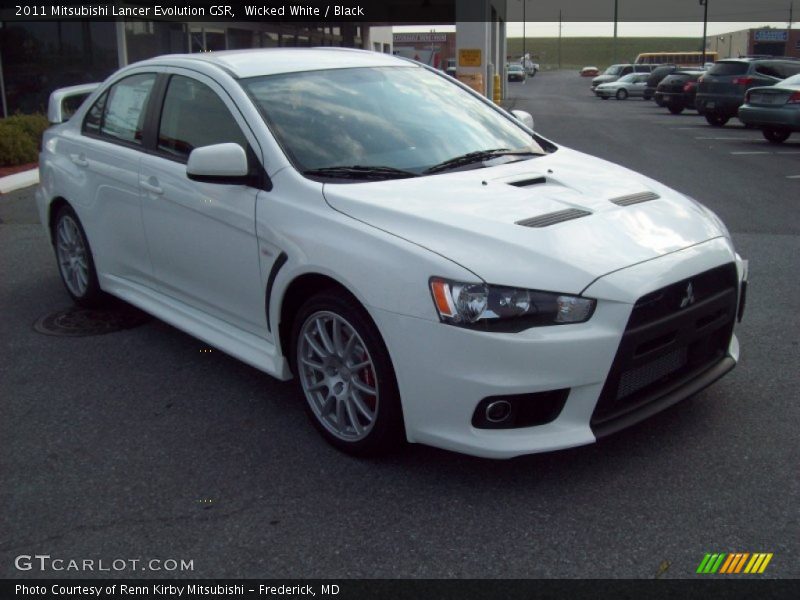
47;83;101;124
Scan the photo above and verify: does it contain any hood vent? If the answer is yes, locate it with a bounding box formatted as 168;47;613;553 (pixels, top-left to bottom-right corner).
516;208;591;228
507;176;547;187
610;191;660;206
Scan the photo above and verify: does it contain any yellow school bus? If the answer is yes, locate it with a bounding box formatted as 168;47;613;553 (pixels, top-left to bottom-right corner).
635;51;719;67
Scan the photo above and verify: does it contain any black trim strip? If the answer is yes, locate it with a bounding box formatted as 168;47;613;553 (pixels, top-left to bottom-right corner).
265;252;288;333
592;356;736;439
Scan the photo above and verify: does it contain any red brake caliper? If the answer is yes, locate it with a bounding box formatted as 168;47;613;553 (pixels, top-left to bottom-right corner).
358;349;377;411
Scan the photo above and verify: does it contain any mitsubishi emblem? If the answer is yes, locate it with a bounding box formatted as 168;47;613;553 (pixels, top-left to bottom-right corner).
680;282;695;308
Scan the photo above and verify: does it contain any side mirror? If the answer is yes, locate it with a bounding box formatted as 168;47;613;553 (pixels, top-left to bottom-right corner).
187;143;249;184
511;109;534;131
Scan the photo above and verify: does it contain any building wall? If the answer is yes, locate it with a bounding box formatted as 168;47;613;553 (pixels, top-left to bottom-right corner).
708;27;800;60
0;21;389;116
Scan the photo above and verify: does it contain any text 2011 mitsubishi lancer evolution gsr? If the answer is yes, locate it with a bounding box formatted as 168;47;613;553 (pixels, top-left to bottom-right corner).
38;48;748;458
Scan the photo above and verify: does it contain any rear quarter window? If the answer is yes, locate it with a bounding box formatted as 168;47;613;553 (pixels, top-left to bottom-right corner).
707;62;748;76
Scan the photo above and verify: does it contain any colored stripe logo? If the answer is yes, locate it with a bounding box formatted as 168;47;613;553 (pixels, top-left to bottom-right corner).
697;553;773;574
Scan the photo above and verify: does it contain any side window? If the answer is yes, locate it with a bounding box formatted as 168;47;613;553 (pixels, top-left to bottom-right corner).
621;66;633;75
99;74;157;144
754;63;781;79
83;91;108;135
157;75;249;161
776;62;800;78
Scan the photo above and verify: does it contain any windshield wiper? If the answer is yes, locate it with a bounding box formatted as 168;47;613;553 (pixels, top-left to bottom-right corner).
423;148;542;175
304;165;418;181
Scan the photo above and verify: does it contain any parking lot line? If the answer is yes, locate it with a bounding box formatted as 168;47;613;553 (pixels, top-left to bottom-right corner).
787;175;800;179
730;151;770;155
696;136;757;141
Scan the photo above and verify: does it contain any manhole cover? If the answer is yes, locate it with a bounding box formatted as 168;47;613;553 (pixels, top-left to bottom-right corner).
34;303;151;337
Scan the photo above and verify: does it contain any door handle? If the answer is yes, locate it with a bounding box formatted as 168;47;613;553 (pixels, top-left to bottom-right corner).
140;177;163;196
70;154;88;167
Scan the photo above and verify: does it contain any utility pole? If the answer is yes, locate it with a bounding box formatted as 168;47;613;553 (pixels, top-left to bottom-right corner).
523;0;526;65
613;0;618;64
699;0;709;64
558;9;562;70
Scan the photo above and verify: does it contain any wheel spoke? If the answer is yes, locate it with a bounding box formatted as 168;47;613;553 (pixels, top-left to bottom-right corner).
350;389;375;421
349;360;370;371
315;318;335;354
342;333;357;361
306;379;327;392
301;356;325;373
344;397;363;436
335;396;347;429
332;317;345;356
318;395;335;416
352;377;376;396
303;332;328;359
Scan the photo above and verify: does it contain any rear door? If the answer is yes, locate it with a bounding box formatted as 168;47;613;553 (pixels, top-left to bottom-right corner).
74;71;159;286
139;70;267;336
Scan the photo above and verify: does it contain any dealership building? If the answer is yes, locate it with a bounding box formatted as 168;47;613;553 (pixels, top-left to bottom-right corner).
1;1;517;117
0;20;394;117
707;27;800;60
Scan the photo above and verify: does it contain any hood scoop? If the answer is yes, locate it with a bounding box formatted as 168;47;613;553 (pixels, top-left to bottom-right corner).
507;176;547;188
610;191;660;206
516;208;591;228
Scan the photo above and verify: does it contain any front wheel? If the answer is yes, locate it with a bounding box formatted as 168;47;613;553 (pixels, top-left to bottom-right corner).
668;104;684;115
705;113;729;127
762;127;791;144
291;290;405;456
53;205;107;307
616;89;628;100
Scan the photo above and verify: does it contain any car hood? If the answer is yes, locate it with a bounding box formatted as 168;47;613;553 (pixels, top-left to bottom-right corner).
322;147;727;295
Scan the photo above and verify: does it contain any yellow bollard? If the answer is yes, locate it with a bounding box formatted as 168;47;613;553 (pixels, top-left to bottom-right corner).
493;73;502;103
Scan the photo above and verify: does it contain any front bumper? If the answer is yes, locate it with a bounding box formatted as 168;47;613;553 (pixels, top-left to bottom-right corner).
371;238;745;459
738;105;800;130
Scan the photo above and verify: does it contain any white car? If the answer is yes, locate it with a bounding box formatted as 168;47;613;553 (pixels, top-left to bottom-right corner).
595;73;650;100
38;48;747;459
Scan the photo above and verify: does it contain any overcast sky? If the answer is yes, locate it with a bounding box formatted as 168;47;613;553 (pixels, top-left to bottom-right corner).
394;22;794;37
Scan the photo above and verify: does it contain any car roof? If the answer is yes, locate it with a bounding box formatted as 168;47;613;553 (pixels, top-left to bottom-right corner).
132;47;409;79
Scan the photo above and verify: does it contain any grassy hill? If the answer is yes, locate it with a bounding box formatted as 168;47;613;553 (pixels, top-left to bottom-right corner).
508;37;706;70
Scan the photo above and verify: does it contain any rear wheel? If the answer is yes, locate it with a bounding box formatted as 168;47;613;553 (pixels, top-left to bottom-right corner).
705;113;729;127
762;127;791;144
53;205;107;307
668;104;684;115
291;290;405;456
616;89;628;100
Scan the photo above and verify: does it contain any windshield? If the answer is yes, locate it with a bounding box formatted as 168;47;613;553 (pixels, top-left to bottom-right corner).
241;66;545;175
783;73;800;85
605;65;623;75
618;74;637;83
708;61;748;76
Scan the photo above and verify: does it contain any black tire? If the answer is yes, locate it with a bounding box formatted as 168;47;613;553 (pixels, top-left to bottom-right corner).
616;89;628;100
290;289;405;457
655;96;666;107
705;113;729;127
762;127;791;144
668;104;684;115
600;96;609;100
52;205;107;307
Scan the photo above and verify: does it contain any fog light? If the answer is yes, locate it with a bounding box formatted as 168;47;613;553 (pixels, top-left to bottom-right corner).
485;400;512;423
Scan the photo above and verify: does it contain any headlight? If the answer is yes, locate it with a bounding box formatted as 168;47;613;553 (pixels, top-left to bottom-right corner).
429;278;596;332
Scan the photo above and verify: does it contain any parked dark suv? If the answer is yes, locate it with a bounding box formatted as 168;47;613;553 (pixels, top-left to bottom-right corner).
645;65;679;103
656;70;705;114
695;58;800;126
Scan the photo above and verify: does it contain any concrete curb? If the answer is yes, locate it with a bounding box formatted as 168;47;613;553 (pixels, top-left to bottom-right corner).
0;168;39;195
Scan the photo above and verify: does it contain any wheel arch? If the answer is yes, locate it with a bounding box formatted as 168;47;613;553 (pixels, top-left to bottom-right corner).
47;197;72;245
276;271;372;373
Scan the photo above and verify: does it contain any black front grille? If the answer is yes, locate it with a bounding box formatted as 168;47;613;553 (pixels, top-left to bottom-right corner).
591;263;738;426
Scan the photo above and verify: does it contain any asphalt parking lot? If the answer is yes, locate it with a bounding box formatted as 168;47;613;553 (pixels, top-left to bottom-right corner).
2;69;798;579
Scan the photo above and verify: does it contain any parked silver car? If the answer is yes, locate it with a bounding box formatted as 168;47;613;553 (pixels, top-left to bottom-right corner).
594;73;650;100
